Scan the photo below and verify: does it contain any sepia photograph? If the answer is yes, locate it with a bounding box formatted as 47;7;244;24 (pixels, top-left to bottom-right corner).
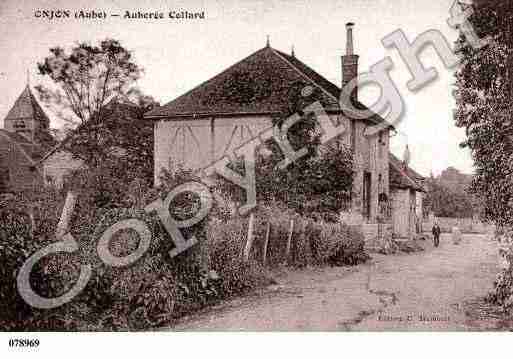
0;0;511;356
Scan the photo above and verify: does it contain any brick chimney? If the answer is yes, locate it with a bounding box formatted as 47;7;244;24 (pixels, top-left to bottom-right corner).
341;22;359;103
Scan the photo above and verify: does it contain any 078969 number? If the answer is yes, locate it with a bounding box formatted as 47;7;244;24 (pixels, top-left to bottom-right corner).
8;338;40;348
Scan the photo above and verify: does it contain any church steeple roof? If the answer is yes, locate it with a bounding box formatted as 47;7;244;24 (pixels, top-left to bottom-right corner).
3;85;55;149
4;85;50;128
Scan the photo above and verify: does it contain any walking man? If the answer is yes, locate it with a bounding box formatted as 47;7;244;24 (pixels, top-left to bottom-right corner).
432;222;441;248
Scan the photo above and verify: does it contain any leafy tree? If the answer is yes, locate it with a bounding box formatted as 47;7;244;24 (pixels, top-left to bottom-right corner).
36;39;157;179
454;0;513;309
36;39;142;125
454;0;513;228
60;95;158;183
422;179;475;218
217;85;354;219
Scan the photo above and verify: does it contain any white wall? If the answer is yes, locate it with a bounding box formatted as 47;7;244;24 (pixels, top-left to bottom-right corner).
154;115;352;183
153;114;389;223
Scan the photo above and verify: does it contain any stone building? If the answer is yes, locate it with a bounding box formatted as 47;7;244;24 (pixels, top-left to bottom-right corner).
389;153;426;239
145;24;393;225
0;85;55;194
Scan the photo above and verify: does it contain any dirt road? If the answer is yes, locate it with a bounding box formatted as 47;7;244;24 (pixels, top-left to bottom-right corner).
173;233;504;331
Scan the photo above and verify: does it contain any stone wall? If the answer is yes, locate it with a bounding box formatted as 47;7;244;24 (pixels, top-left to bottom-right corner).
350;120;390;223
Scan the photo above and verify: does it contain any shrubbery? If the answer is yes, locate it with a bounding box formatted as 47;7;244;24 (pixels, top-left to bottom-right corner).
244;205;369;268
0;166;368;331
0;199;40;330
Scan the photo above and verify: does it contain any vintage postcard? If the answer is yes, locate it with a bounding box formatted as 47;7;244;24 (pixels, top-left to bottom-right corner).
0;0;511;354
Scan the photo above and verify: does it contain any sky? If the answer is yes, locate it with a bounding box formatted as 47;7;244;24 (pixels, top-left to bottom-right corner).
0;0;474;176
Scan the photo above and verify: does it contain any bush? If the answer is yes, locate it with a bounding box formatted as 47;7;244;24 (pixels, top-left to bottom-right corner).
1;168;367;331
0;199;39;330
244;204;369;268
0;166;274;330
309;222;369;266
206;218;272;297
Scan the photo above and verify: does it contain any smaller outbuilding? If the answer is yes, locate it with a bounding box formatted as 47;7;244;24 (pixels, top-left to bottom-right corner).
389;153;427;240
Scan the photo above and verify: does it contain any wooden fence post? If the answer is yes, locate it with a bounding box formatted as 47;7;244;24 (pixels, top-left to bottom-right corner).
284;219;295;264
243;213;256;262
56;191;77;239
262;222;271;266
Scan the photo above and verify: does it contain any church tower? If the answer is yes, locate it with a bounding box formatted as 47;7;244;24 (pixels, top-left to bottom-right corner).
3;85;55;149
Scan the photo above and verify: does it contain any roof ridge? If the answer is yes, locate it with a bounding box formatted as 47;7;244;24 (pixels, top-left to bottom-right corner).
390;161;420;190
5;86;34;120
269;48;340;104
273;49;388;127
4;85;50;124
145;47;271;117
389;152;424;190
28;86;51;124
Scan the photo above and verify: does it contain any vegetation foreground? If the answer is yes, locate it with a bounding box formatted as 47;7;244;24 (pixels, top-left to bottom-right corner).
0;168;368;331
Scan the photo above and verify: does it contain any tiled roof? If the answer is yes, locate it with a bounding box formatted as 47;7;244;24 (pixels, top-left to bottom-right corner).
389;153;426;192
5;85;50;128
145;46;387;126
3;85;55;149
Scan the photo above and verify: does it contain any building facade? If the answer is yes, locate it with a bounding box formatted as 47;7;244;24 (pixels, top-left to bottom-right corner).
146;24;392;224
